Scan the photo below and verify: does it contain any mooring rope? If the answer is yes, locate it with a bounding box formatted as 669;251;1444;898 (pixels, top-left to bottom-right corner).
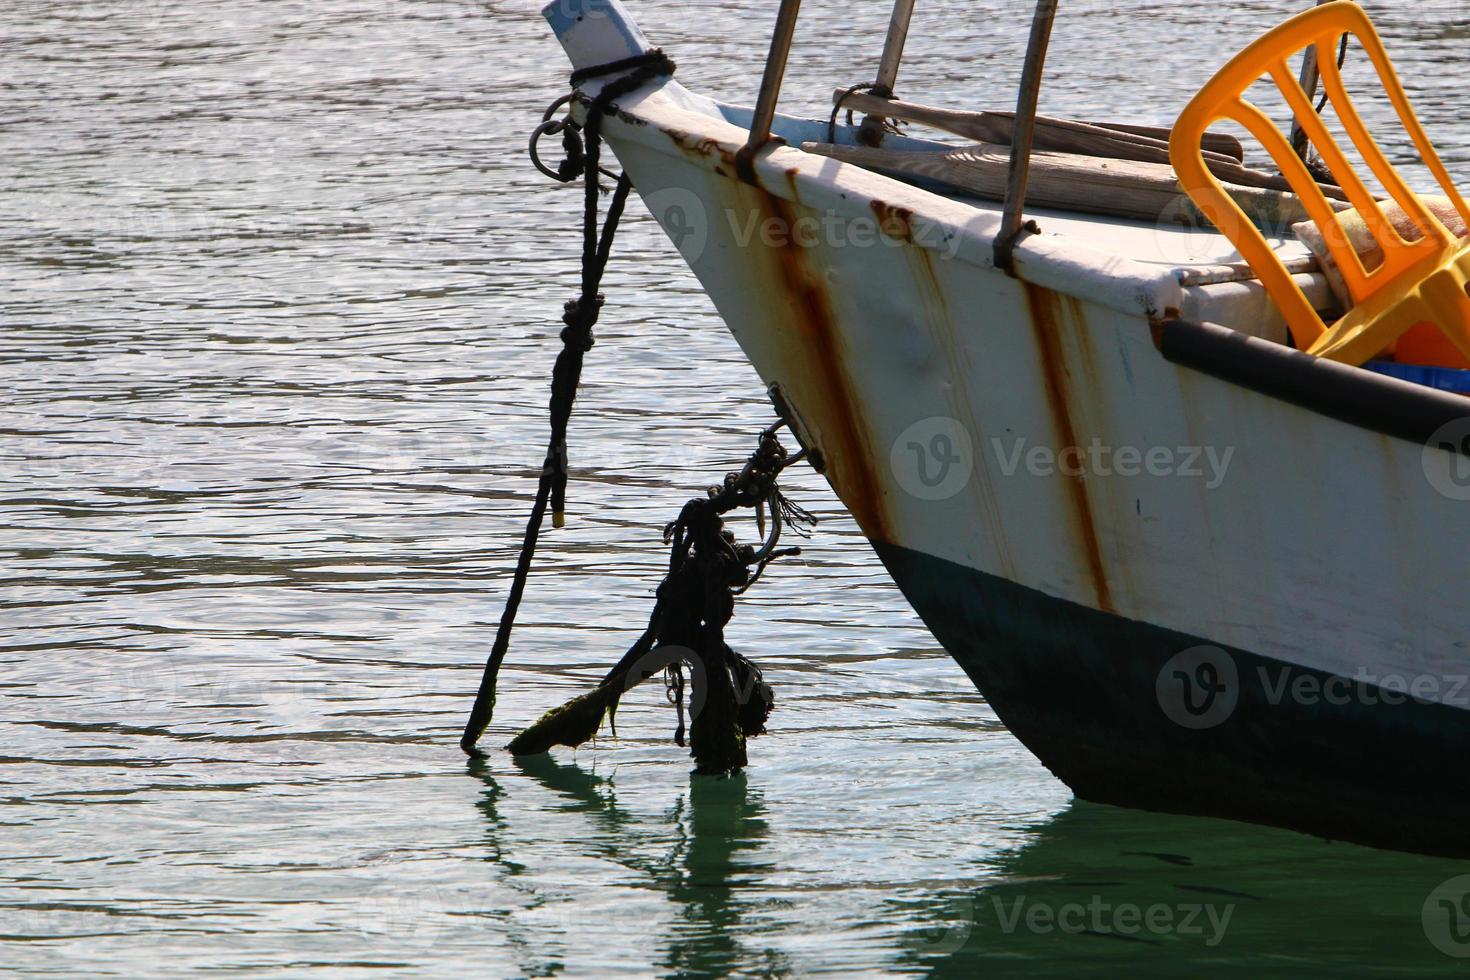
826;81;905;147
504;426;815;773
460;49;675;754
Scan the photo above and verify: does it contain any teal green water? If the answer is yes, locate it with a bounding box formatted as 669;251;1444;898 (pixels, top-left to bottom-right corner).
4;0;1470;974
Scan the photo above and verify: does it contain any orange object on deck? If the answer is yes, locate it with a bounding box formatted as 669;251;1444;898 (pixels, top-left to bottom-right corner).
1169;1;1470;368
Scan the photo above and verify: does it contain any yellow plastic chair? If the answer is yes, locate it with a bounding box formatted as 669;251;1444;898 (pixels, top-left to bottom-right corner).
1169;0;1470;367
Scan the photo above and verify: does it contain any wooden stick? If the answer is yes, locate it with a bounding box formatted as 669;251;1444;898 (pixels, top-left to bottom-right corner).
1289;0;1336;159
857;0;917;146
746;0;803;152
834;88;1011;142
834;89;1241;163
1091;121;1244;161
800;140;1342;230
996;0;1058;272
873;0;915;94
834;88;1223;165
987;109;1245;168
831;89;1352;202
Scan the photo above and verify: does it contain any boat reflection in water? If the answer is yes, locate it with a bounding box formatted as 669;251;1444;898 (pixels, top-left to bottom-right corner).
897;801;1470;974
472;756;785;976
474;757;1470;974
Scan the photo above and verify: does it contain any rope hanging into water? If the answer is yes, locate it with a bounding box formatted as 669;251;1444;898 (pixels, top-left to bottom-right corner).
460;49;675;754
506;426;815;774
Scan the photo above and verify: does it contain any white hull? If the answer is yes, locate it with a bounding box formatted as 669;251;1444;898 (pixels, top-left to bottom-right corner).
547;0;1470;856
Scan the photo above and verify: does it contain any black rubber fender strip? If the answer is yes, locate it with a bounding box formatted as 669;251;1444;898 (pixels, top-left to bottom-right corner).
1158;317;1470;454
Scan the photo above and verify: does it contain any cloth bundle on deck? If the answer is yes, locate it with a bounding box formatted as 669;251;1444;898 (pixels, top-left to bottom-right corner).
1294;197;1470;368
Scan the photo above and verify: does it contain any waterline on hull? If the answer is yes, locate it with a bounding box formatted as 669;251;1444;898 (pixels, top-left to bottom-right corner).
876;541;1470;859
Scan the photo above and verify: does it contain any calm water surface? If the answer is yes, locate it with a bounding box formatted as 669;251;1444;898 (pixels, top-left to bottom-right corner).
5;0;1470;975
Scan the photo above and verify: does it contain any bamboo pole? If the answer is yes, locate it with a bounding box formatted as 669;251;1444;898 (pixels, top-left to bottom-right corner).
1289;0;1336;161
856;0;918;146
801;140;1338;229
995;0;1059;273
744;0;804;155
835;90;1245;165
874;0;916;95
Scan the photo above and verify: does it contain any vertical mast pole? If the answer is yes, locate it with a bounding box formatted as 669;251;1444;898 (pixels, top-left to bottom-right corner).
994;0;1058;274
743;0;804;157
1289;0;1335;161
856;0;918;146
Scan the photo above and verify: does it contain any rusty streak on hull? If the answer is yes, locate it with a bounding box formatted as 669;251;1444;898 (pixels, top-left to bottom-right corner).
868;199;916;242
661;126;893;543
756;190;894;546
1022;281;1115;613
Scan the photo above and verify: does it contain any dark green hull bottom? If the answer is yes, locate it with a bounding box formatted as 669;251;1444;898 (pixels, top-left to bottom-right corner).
875;542;1470;858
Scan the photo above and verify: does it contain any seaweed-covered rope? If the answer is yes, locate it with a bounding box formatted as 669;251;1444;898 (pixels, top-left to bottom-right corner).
460;50;675;754
506;426;815;774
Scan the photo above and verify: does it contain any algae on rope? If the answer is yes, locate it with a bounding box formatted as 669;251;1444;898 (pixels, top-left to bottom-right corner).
507;429;808;774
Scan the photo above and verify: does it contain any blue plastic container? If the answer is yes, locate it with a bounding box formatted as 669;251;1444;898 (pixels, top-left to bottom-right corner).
1364;360;1470;395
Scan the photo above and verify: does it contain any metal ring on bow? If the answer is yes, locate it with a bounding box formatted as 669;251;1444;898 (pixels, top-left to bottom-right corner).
541;92;574;123
529;118;576;183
